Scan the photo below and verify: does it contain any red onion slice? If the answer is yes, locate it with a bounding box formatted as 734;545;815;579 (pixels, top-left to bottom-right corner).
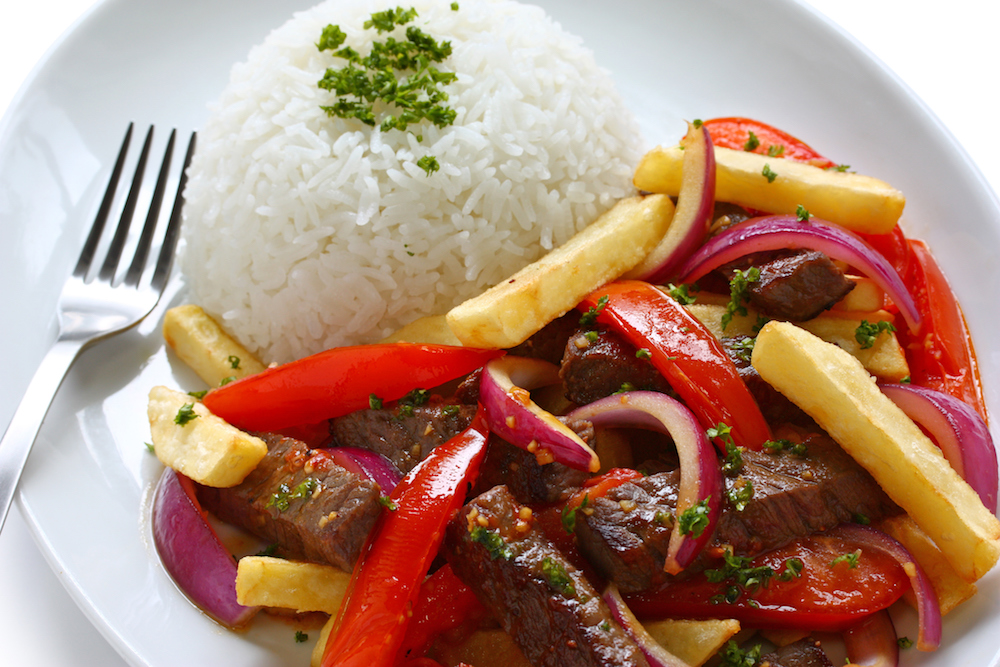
569;391;723;574
152;468;259;628
830;523;941;651
480;356;600;472
603;583;693;667
676;214;921;331
629;121;716;283
328;447;403;495
843;610;899;667
879;383;998;511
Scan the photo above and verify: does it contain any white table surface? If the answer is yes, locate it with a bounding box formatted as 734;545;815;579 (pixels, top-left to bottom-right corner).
1;0;999;665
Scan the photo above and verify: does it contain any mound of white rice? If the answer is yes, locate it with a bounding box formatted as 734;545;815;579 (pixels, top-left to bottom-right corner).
182;0;643;364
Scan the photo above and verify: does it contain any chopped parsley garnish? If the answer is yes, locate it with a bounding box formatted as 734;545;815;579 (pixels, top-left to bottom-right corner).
855;320;896;349
255;543;280;557
561;495;588;533
399;388;430;407
830;549;862;569
762;438;808;456
584;330;600;343
227;355;241;369
614;382;637;395
743;131;760;152
727;478;754;512
728;336;755;364
678;497;711;537
267;478;320;512
766;144;785;157
779;557;804;581
295;630;309;643
828;164;851;172
219;375;236;386
450;1;459;9
708;423;741;474
761;163;778;183
470;525;513;560
541;556;577;598
379;495;398;510
442;403;461;417
145;441;155;453
187;389;208;400
174;403;198;426
706;548;776;601
718;640;762;667
692;118;703;129
897;636;914;649
722;267;760;331
317;7;457;139
666;282;698;305
853;512;871;525
416;154;440;175
369;393;384;410
795;204;810;221
579;295;609;327
636;348;652;361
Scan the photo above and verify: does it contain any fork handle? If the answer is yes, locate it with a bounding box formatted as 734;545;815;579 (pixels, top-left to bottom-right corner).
0;338;84;535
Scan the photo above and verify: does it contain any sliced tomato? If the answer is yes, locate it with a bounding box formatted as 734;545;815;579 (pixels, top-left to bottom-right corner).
624;532;909;631
578;281;771;450
396;563;488;662
320;409;490;667
702;117;837;169
203;343;503;432
858;227;987;422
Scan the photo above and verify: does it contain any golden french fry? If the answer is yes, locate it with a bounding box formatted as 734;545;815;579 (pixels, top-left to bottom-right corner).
379;314;462;346
148;385;266;487
236;556;350;614
833;276;884;312
446;194;674;349
163;304;267;387
634;144;904;234
642;618;741;667
311;615;336;667
685;303;908;381
879;514;978;615
751;321;1000;582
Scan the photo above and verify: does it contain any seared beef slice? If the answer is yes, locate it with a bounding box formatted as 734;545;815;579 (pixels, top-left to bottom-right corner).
746;250;854;321
576;436;899;593
560;327;671;405
197;433;382;570
444;485;650;667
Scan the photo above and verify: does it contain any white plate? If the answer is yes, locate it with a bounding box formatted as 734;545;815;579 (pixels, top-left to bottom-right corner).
1;0;998;665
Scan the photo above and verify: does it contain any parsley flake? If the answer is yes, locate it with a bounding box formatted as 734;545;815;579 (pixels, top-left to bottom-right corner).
855;320;896;349
295;630;309;643
678;497;711;537
762;163;778;183
579;295;609;327
830;549;862;569
743;131;760;152
417;154;440;175
666;282;697;305
795;204;811;221
541;556;577;598
722;268;760;331
227;355;241;369
174;403;198;426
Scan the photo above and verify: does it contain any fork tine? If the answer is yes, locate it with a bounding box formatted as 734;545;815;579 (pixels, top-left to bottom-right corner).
98;126;154;282
124;129;176;287
73;123;134;278
150;131;197;293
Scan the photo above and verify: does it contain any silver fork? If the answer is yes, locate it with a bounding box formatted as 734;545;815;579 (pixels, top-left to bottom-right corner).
0;124;196;535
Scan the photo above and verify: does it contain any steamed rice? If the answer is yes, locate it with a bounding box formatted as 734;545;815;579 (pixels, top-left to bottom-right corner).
182;0;643;364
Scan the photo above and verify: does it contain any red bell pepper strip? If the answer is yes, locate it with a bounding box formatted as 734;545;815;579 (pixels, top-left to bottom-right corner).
578;281;772;450
624;531;908;632
320;408;490;667
203;343;503;432
702;117;837;169
396;563;488;662
859;227;987;422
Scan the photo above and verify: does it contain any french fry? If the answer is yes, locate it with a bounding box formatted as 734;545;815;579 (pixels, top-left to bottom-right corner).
641;618;741;667
832;276;884;313
751;321;1000;582
446;194;674;349
879;514;978;615
379;314;462;346
312;615;336;667
685;303;908;381
163;304;267;387
236;556;351;614
634;144;904;234
148;385;267;487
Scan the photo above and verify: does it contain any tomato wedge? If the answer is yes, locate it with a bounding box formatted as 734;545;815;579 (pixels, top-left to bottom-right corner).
702;117;837;169
578;281;771;450
624;532;908;631
396;563;488;662
203;343;503;432
858;227;987;422
320;409;490;667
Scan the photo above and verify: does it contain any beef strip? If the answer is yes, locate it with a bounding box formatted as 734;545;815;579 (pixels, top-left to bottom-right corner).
560;326;672;406
444;485;651;667
196;432;382;570
761;638;834;667
575;434;899;593
720;335;814;427
476;436;591;505
508;313;582;366
329;402;477;473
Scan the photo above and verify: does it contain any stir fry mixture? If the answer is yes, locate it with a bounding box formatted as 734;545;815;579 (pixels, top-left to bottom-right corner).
148;117;1000;667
